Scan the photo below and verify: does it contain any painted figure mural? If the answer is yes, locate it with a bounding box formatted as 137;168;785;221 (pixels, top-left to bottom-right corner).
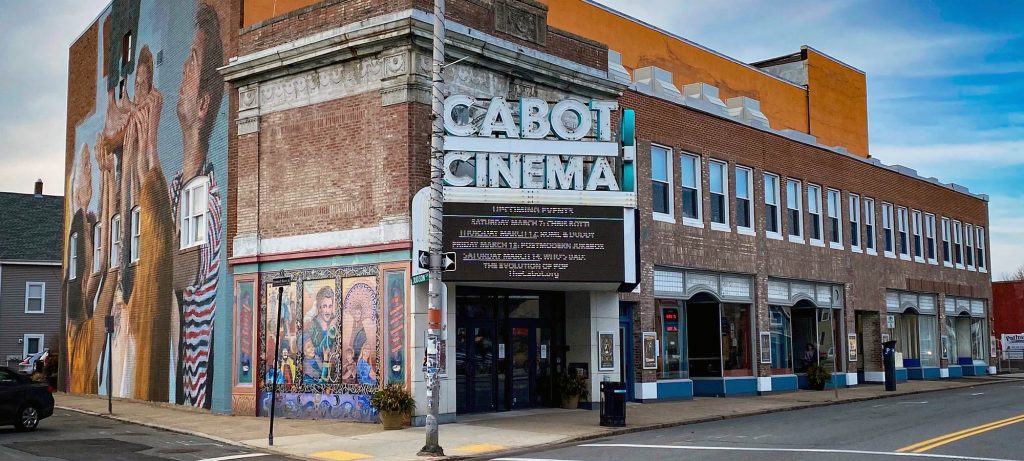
63;0;229;410
342;278;380;386
236;282;254;386
386;271;406;384
302;280;340;384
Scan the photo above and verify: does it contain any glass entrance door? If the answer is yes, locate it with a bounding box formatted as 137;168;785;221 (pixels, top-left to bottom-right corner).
456;321;499;413
508;322;536;409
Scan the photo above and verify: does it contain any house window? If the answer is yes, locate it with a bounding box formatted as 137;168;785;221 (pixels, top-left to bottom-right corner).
941;217;952;266
912;210;923;262
786;179;803;240
25;282;45;314
849;194;861;251
130;206;141;262
864;198;876;253
764;173;781;237
882;203;894;256
897;207;909;259
651;145;672;219
808;184;823;244
735;166;753;232
681;153;703;225
23;334;44;359
953;220;964;267
977;226;987;271
110;214;121;267
827;189;842;248
93;224;103;272
181;177;210;248
709;160;729;229
925;214;937;263
965;224;975;269
122;31;133;66
69;233;78;280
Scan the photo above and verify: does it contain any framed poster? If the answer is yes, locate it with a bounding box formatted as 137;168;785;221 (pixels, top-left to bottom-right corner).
848;333;858;362
759;331;771;364
234;280;255;386
882;333;890;343
941;335;949;360
642;332;657;369
598;331;615;371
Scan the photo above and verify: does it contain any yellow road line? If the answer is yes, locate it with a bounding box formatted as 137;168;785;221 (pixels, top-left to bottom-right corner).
309;450;372;461
896;414;1024;453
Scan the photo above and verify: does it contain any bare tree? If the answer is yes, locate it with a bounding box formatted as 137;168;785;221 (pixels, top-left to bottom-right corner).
1002;264;1024;281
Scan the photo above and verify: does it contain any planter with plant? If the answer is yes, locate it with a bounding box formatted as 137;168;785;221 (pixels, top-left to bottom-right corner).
806;364;832;390
557;371;589;409
370;383;416;429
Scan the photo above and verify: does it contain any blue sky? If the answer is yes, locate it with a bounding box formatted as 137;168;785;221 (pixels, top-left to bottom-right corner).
0;0;1020;277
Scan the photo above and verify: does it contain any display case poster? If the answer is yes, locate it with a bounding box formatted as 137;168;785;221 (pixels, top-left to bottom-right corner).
642;332;657;369
599;331;615;371
848;333;858;362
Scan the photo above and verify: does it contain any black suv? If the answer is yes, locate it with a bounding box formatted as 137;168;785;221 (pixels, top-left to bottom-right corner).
0;366;54;431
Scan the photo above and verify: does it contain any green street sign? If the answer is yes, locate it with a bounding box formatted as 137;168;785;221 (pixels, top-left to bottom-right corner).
412;272;429;285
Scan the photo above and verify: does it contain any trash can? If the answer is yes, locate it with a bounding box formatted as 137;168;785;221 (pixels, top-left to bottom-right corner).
882;340;898;392
599;381;626;427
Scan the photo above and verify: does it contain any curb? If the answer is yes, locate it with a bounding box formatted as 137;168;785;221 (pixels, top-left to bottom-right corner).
455;378;1018;461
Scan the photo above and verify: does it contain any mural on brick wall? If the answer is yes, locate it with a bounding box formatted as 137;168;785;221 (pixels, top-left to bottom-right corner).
62;0;229;409
258;266;393;421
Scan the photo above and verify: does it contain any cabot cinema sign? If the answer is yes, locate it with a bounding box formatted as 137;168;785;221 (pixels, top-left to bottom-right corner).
441;95;634;192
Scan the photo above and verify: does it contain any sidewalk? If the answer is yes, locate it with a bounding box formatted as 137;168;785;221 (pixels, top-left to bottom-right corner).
55;376;1017;461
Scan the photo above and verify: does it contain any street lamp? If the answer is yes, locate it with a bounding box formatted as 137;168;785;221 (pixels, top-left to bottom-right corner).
268;270;291;447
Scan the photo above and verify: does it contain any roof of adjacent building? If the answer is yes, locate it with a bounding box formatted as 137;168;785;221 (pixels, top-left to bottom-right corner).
0;192;63;262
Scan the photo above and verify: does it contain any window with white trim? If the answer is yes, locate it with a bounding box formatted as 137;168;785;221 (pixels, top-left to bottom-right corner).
69;233;78;280
941;217;952;266
977;226;987;271
681;153;702;225
130;206;140;262
735;166;753;232
764;173;781;237
93;224;103;272
651;145;672;219
882;203;895;257
808;184;823;244
925;214;937;263
897;207;909;259
965;223;975;270
110;214;121;267
786;179;803;240
911;210;923;262
180;177;209;248
849;194;861;251
709;160;729;229
864;198;876;253
23;334;44;359
25;282;45;314
827;189;843;248
953;220;964;267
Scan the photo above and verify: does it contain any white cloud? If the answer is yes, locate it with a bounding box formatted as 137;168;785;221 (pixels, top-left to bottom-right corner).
871;141;1024;181
987;194;1024;280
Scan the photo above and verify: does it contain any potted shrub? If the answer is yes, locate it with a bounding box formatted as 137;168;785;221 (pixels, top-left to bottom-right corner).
558;371;589;409
806;364;832;391
370;383;416;429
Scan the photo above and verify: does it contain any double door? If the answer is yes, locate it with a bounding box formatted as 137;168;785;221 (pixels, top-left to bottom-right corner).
456;319;548;413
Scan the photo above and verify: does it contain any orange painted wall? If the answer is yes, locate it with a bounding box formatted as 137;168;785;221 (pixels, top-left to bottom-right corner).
805;48;869;156
243;0;319;27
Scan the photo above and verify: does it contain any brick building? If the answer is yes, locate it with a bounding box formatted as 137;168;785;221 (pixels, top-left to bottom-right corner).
993;281;1024;339
63;0;994;423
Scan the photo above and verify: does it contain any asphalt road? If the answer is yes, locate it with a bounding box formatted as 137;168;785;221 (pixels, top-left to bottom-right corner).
0;409;297;461
489;380;1024;461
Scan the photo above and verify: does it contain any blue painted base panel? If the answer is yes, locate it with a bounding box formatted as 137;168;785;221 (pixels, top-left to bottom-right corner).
796;373;849;390
895;368;909;382
771;375;799;392
656;380;694;400
962;365;989;376
947;365;963;378
692;377;757;396
907;367;941;380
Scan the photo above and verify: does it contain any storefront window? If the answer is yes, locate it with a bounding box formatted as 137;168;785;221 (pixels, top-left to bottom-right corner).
918;315;938;367
955;315;972;363
721;303;751;376
769;306;792;373
944;316;958;361
890;312;920;365
971;318;987;362
658;300;687;379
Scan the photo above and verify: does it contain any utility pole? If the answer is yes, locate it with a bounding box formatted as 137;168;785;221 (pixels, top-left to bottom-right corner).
104;314;114;414
418;0;445;456
269;270;291;447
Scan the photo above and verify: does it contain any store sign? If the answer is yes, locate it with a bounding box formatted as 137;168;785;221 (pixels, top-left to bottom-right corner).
1002;333;1024;351
442;202;625;282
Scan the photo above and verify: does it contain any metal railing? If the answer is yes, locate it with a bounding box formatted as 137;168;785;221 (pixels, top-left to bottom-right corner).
997;350;1024;373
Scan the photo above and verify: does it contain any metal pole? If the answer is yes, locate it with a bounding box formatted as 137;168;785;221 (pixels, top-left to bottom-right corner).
269;285;284;446
419;0;445;455
108;330;113;414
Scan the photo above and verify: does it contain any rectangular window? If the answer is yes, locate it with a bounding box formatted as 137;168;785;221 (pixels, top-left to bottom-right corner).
977;226;987;271
849;194;861;251
93;224;103;272
769;306;792;373
786;179;803;240
897;207;909;259
808;184;823;244
25;282;45;314
953;220;964;267
681;153;703;225
709;160;729;229
941;217;952;266
651;145;672;218
827;189;843;248
130;207;140;262
181;178;209;248
965;223;975;269
110;214;121;267
864;198;876;253
912;210;923;262
925;214;937;263
69;233;78;280
23;334;44;358
735;166;753;232
658;300;687;379
882;203;894;256
764;173;781;237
